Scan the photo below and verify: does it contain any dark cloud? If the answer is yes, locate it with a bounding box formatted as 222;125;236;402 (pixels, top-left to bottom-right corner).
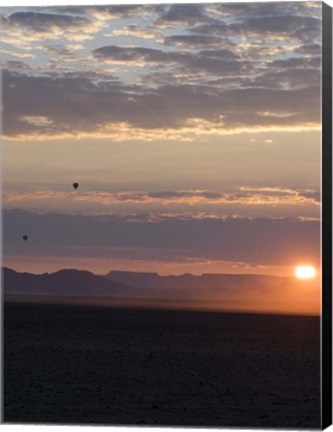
2;67;320;137
254;68;320;90
92;4;151;18
1;60;32;71
155;4;210;27
190;12;321;44
294;43;321;59
189;54;249;76
293;25;321;43
2;69;129;135
93;45;186;65
186;49;245;75
233;15;320;36
271;56;321;70
208;2;320;19
3;11;94;33
162;35;228;49
93;44;248;76
43;45;75;56
3;209;320;266
219;85;319;113
295;43;321;55
190;22;231;37
196;49;238;60
43;4;152;20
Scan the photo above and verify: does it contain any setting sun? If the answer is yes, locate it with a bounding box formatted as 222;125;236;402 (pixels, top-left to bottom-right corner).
295;265;316;279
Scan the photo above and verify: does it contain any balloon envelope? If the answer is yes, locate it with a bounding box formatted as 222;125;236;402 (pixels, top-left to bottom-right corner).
73;182;79;190
23;235;28;241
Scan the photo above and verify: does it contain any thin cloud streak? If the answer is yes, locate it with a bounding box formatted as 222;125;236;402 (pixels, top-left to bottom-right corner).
3;187;320;208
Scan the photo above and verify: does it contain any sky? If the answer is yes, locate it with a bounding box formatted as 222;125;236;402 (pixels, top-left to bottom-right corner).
1;1;322;277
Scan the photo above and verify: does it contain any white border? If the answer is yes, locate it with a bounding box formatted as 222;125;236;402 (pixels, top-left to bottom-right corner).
0;1;332;432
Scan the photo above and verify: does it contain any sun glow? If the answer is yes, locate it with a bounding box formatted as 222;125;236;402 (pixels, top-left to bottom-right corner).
295;265;316;279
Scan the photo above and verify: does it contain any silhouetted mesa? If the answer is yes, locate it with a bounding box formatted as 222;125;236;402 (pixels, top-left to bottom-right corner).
3;267;319;315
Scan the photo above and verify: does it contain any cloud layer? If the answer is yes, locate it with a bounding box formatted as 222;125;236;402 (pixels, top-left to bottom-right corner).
4;209;320;268
4;187;320;207
2;2;321;140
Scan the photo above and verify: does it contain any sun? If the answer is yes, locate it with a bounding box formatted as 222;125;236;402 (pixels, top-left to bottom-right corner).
295;265;316;279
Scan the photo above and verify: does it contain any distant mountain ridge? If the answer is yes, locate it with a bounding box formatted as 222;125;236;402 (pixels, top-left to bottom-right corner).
105;270;290;291
3;267;136;297
3;267;291;300
2;267;319;315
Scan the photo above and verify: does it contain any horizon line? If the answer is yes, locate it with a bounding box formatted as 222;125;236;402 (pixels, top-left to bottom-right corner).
2;266;292;279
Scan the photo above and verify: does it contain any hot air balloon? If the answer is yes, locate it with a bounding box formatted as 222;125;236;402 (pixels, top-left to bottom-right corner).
22;235;28;241
72;182;79;190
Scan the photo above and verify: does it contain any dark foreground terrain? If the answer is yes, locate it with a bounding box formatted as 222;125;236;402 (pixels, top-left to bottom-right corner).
4;302;320;428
